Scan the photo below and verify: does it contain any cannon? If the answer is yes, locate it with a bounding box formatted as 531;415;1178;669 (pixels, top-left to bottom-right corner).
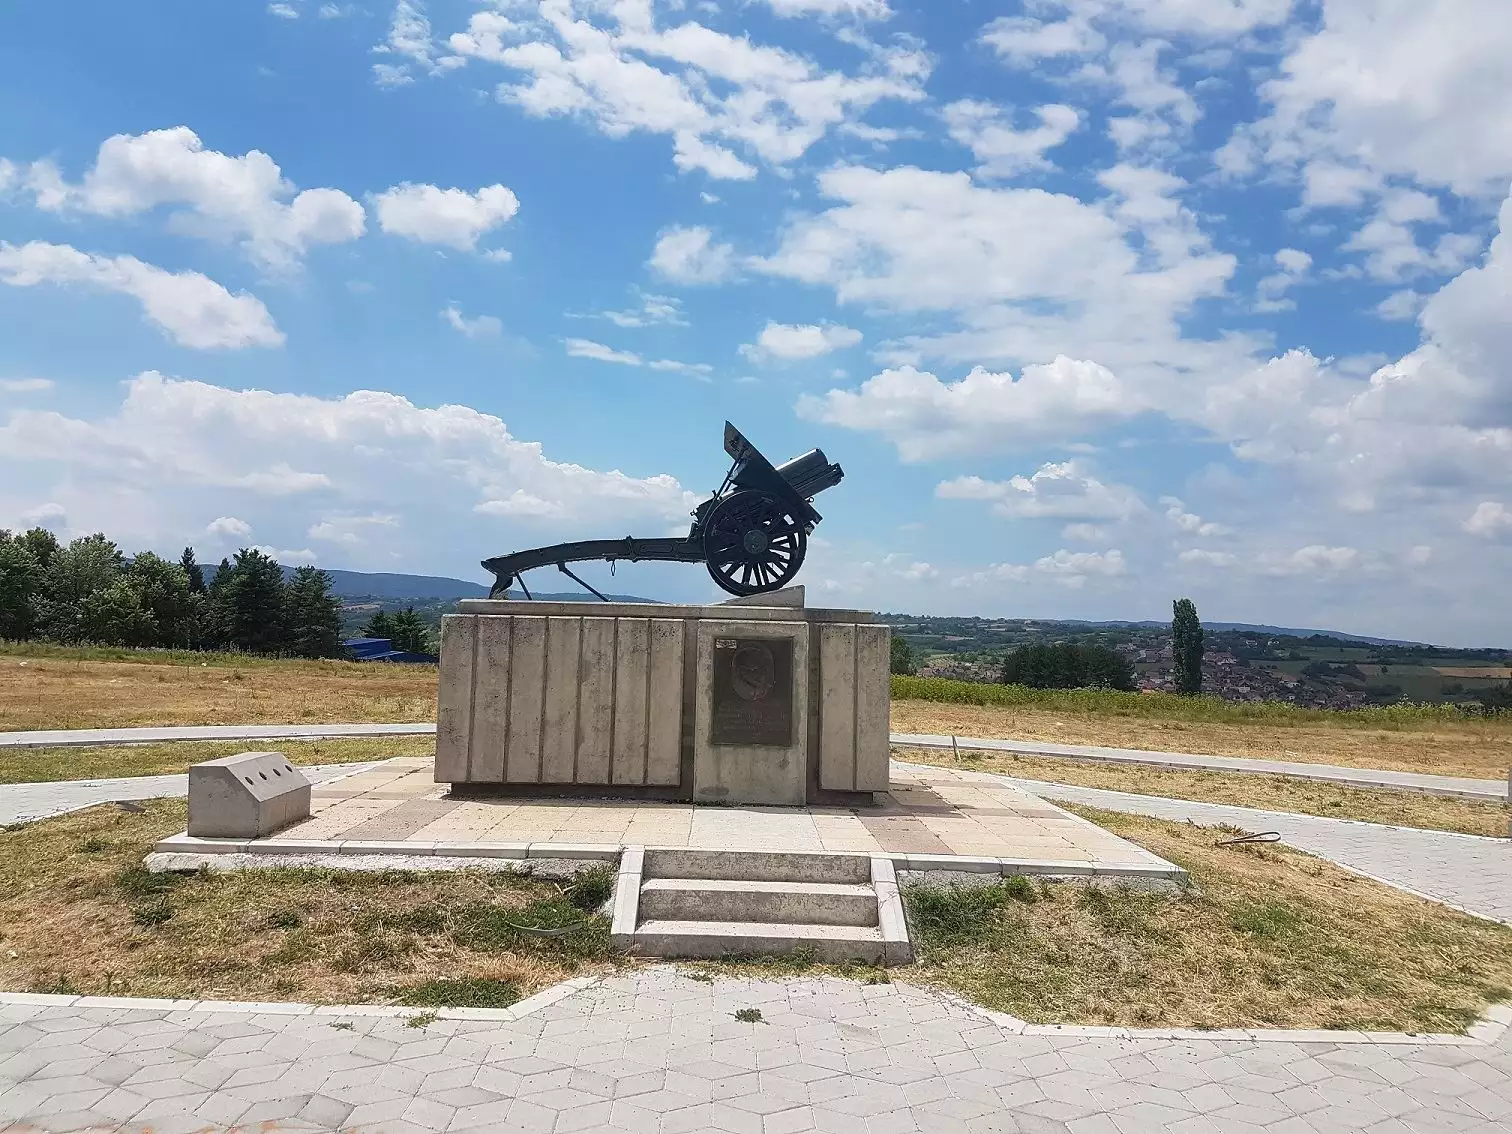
482;422;844;599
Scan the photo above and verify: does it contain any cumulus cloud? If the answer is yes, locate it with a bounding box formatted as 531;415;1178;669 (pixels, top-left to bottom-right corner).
442;305;502;339
442;0;927;179
944;101;1081;178
565;338;711;378
649;226;736;284
207;516;252;537
1161;497;1230;537
762;0;892;17
0;371;701;560
1255;247;1311;312
937;462;1144;523
0;241;283;350
373;182;519;252
589;292;687;328
1177;548;1237;567
0;378;53;394
952;547;1127;590
740;322;862;362
13;127;365;270
1464;502;1512;540
372;0;465;86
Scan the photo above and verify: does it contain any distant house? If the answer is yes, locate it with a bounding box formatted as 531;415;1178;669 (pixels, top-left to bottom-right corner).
342;637;438;665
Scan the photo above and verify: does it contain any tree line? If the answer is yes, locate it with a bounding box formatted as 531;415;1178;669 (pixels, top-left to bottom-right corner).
994;599;1205;694
0;528;345;658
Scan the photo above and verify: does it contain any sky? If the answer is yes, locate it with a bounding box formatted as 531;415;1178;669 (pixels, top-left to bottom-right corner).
1;0;1509;646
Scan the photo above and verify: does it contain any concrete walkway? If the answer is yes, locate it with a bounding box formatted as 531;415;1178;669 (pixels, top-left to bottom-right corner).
2;969;1510;1134
894;731;1510;801
7;722;1506;800
0;764;379;827
914;764;1512;926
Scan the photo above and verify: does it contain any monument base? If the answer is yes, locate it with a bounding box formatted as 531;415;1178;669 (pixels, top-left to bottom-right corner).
435;588;890;807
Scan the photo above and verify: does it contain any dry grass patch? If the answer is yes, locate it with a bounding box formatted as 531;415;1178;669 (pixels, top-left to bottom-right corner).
891;698;1512;780
898;747;1510;837
0;653;437;731
0;736;436;785
906;806;1512;1033
0;800;619;1006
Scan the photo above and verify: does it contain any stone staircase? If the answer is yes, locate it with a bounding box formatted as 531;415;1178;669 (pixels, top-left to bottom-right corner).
610;848;911;965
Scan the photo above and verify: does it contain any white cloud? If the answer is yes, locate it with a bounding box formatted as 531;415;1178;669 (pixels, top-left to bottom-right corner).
1248;0;1512;199
761;0;892;17
268;3;299;18
1161;496;1229;536
443;1;927;179
937;462;1144;522
1255;247;1311;312
21;502;67;529
1261;545;1361;576
0;241;283;350
373;182;519;252
566;338;643;366
442;305;502;339
1062;522;1111;542
252;544;317;564
1177;548;1237;567
207;516;252;537
0;372;701;559
15;127;365;270
1464;502;1512;540
740;322;862;363
565;338;711;378
1035;547;1126;585
1376;289;1425;322
944;101;1081;178
797;358;1137;461
0;378;53;394
649;226;735;284
591;292;687;328
308;514;399;545
373;0;465;86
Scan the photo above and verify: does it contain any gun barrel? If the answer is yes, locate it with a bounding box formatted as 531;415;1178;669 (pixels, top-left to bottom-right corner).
776;449;844;499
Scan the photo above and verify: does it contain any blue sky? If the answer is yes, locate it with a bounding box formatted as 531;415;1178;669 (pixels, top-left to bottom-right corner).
1;0;1509;645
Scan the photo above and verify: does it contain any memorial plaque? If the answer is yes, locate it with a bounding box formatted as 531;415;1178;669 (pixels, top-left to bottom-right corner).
710;637;794;746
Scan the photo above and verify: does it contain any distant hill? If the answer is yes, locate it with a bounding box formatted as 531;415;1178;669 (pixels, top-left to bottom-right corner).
1064;620;1427;647
281;565;656;604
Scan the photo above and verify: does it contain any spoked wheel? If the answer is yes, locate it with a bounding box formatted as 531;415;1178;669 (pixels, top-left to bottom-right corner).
702;489;808;596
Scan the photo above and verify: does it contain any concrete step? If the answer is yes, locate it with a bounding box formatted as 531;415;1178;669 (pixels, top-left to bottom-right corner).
631;919;886;964
642;848;871;885
638;877;878;926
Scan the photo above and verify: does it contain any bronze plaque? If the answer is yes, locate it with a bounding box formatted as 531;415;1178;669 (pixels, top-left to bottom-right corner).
710;637;794;747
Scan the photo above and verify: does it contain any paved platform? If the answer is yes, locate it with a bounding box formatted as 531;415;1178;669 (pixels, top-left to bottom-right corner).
201;758;1172;876
2;970;1510;1134
7;721;1504;801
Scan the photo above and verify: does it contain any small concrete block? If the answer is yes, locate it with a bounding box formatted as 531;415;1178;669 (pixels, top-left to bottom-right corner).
249;839;343;856
459;843;531;859
1004;860;1095;876
894;854;1000;873
187;752;311;839
153;833;249;854
338;840;436;856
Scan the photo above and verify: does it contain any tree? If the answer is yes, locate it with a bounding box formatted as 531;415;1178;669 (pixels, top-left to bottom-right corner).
1000;642;1135;691
16;527;59;571
34;534;124;642
126;552;198;647
362;610;395;639
180;547;206;594
284;566;343;658
214;548;288;654
387;607;432;654
76;580;158;646
1172;597;1204;695
889;635;916;676
0;534;42;640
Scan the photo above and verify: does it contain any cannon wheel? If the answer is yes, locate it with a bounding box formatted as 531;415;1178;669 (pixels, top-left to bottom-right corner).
702;489;807;596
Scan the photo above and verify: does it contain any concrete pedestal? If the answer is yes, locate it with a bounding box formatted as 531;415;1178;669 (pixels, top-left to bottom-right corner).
435;590;889;806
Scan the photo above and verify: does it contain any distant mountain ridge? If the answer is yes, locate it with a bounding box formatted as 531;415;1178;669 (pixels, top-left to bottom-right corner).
281;565;656;604
1064;620;1426;647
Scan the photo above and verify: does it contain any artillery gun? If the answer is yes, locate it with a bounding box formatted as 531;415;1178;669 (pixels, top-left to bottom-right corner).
482;422;843;600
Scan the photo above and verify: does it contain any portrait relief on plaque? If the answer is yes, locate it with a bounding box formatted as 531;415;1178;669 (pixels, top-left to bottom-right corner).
710;636;794;746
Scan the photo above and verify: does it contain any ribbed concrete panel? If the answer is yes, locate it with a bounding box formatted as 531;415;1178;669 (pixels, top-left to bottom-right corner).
855;624;891;791
612;619;650;785
540;616;581;784
817;622;858;791
576;617;615;784
646;619;684;786
505;617;546;783
471;617;512;783
433;615;476;783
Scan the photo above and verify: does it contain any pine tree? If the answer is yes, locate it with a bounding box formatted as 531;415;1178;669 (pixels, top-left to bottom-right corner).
387;607;431;654
127;552;198;647
180;546;206;594
215;549;288;654
284;566;344;658
0;533;42;641
1172;598;1205;695
362;610;395;639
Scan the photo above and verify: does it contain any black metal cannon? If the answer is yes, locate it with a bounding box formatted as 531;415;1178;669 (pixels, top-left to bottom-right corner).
482;422;844;599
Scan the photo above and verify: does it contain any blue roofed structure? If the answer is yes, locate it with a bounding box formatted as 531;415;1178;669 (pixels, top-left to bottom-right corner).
343;637;438;665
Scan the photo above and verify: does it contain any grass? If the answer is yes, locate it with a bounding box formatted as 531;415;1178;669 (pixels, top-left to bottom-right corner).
0;736;436;786
904;806;1512;1033
898;746;1511;838
0;799;619;1005
0;651;437;732
891;694;1512;780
